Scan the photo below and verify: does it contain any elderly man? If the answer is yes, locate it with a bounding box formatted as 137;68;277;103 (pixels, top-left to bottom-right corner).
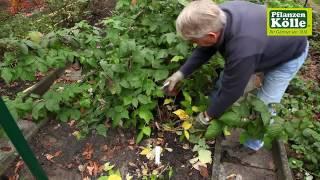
164;0;308;150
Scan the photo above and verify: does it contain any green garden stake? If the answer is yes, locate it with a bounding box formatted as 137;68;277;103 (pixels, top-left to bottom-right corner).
0;97;48;180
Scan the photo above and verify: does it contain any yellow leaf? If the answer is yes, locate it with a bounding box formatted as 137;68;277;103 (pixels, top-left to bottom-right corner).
140;147;152;155
184;130;190;140
108;174;122;180
192;106;200;112
182;121;192;130
173;109;189;120
223;126;231;136
163;98;173;105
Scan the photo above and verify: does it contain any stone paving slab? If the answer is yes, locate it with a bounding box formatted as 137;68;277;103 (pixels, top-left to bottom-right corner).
220;129;277;179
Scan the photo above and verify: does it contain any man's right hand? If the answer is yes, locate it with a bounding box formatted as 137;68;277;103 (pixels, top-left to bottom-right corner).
163;71;184;94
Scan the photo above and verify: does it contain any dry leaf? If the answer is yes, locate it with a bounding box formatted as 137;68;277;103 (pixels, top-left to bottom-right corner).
128;162;137;167
87;165;94;176
68;120;76;127
53;150;62;157
78;165;85;172
82;143;94;160
83;176;90;180
14;160;24;174
45;154;55;162
1;146;12;152
173;109;190;120
199;165;209;178
126;173;133;180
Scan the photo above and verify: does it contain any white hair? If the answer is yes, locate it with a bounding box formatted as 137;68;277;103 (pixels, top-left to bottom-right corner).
176;0;226;40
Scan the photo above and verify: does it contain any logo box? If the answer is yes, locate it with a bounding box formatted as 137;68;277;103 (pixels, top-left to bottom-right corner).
267;8;313;36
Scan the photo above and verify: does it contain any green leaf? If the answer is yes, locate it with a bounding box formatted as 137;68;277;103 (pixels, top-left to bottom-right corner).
80;99;91;108
267;123;283;138
70;109;81;120
261;112;271;126
182;91;192;104
137;94;150;104
171;55;184;62
136;131;144;144
218;111;240;127
178;0;189;6
97;176;108;180
28;31;42;44
18;43;29;55
205;121;223;140
239;131;250;144
143;126;151;136
154;70;169;81
32;102;45;120
198;149;212;164
138;109;153;123
96;124;107;137
164;33;176;45
45;99;60;112
1;68;13;83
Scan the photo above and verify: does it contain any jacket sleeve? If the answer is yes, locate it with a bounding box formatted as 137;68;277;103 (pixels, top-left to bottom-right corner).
206;56;257;118
179;46;218;77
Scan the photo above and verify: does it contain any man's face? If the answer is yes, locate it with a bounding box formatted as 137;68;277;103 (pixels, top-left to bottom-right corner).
191;32;221;47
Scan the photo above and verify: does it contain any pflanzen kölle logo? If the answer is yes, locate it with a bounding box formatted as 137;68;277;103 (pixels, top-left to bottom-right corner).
267;8;312;36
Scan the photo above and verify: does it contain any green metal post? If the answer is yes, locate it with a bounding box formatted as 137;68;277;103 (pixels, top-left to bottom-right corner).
0;97;48;180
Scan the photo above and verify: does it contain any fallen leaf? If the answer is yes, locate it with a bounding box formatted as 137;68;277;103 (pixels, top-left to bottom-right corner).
128;138;135;145
199;165;209;178
68;120;76;127
72;131;81;140
140;147;152;156
83;176;90;180
53;150;62;157
103;162;115;172
82;143;94;160
163;98;173;105
87;165;94;176
126;173;133;180
192;161;207;171
101;145;108;151
44;154;55;162
184;130;190;140
198;149;212;164
78;165;85;172
189;157;199;165
66;163;73;169
108;174;122;180
0;146;12;152
182;144;190;150
14;160;24;174
173;109;190;120
128;162;137;167
182;121;192;130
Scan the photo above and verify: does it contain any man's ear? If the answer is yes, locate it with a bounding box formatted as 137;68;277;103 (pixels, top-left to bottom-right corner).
207;32;219;43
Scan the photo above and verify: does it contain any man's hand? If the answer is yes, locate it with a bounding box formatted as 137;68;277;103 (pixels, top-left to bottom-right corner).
193;111;212;129
162;71;184;95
